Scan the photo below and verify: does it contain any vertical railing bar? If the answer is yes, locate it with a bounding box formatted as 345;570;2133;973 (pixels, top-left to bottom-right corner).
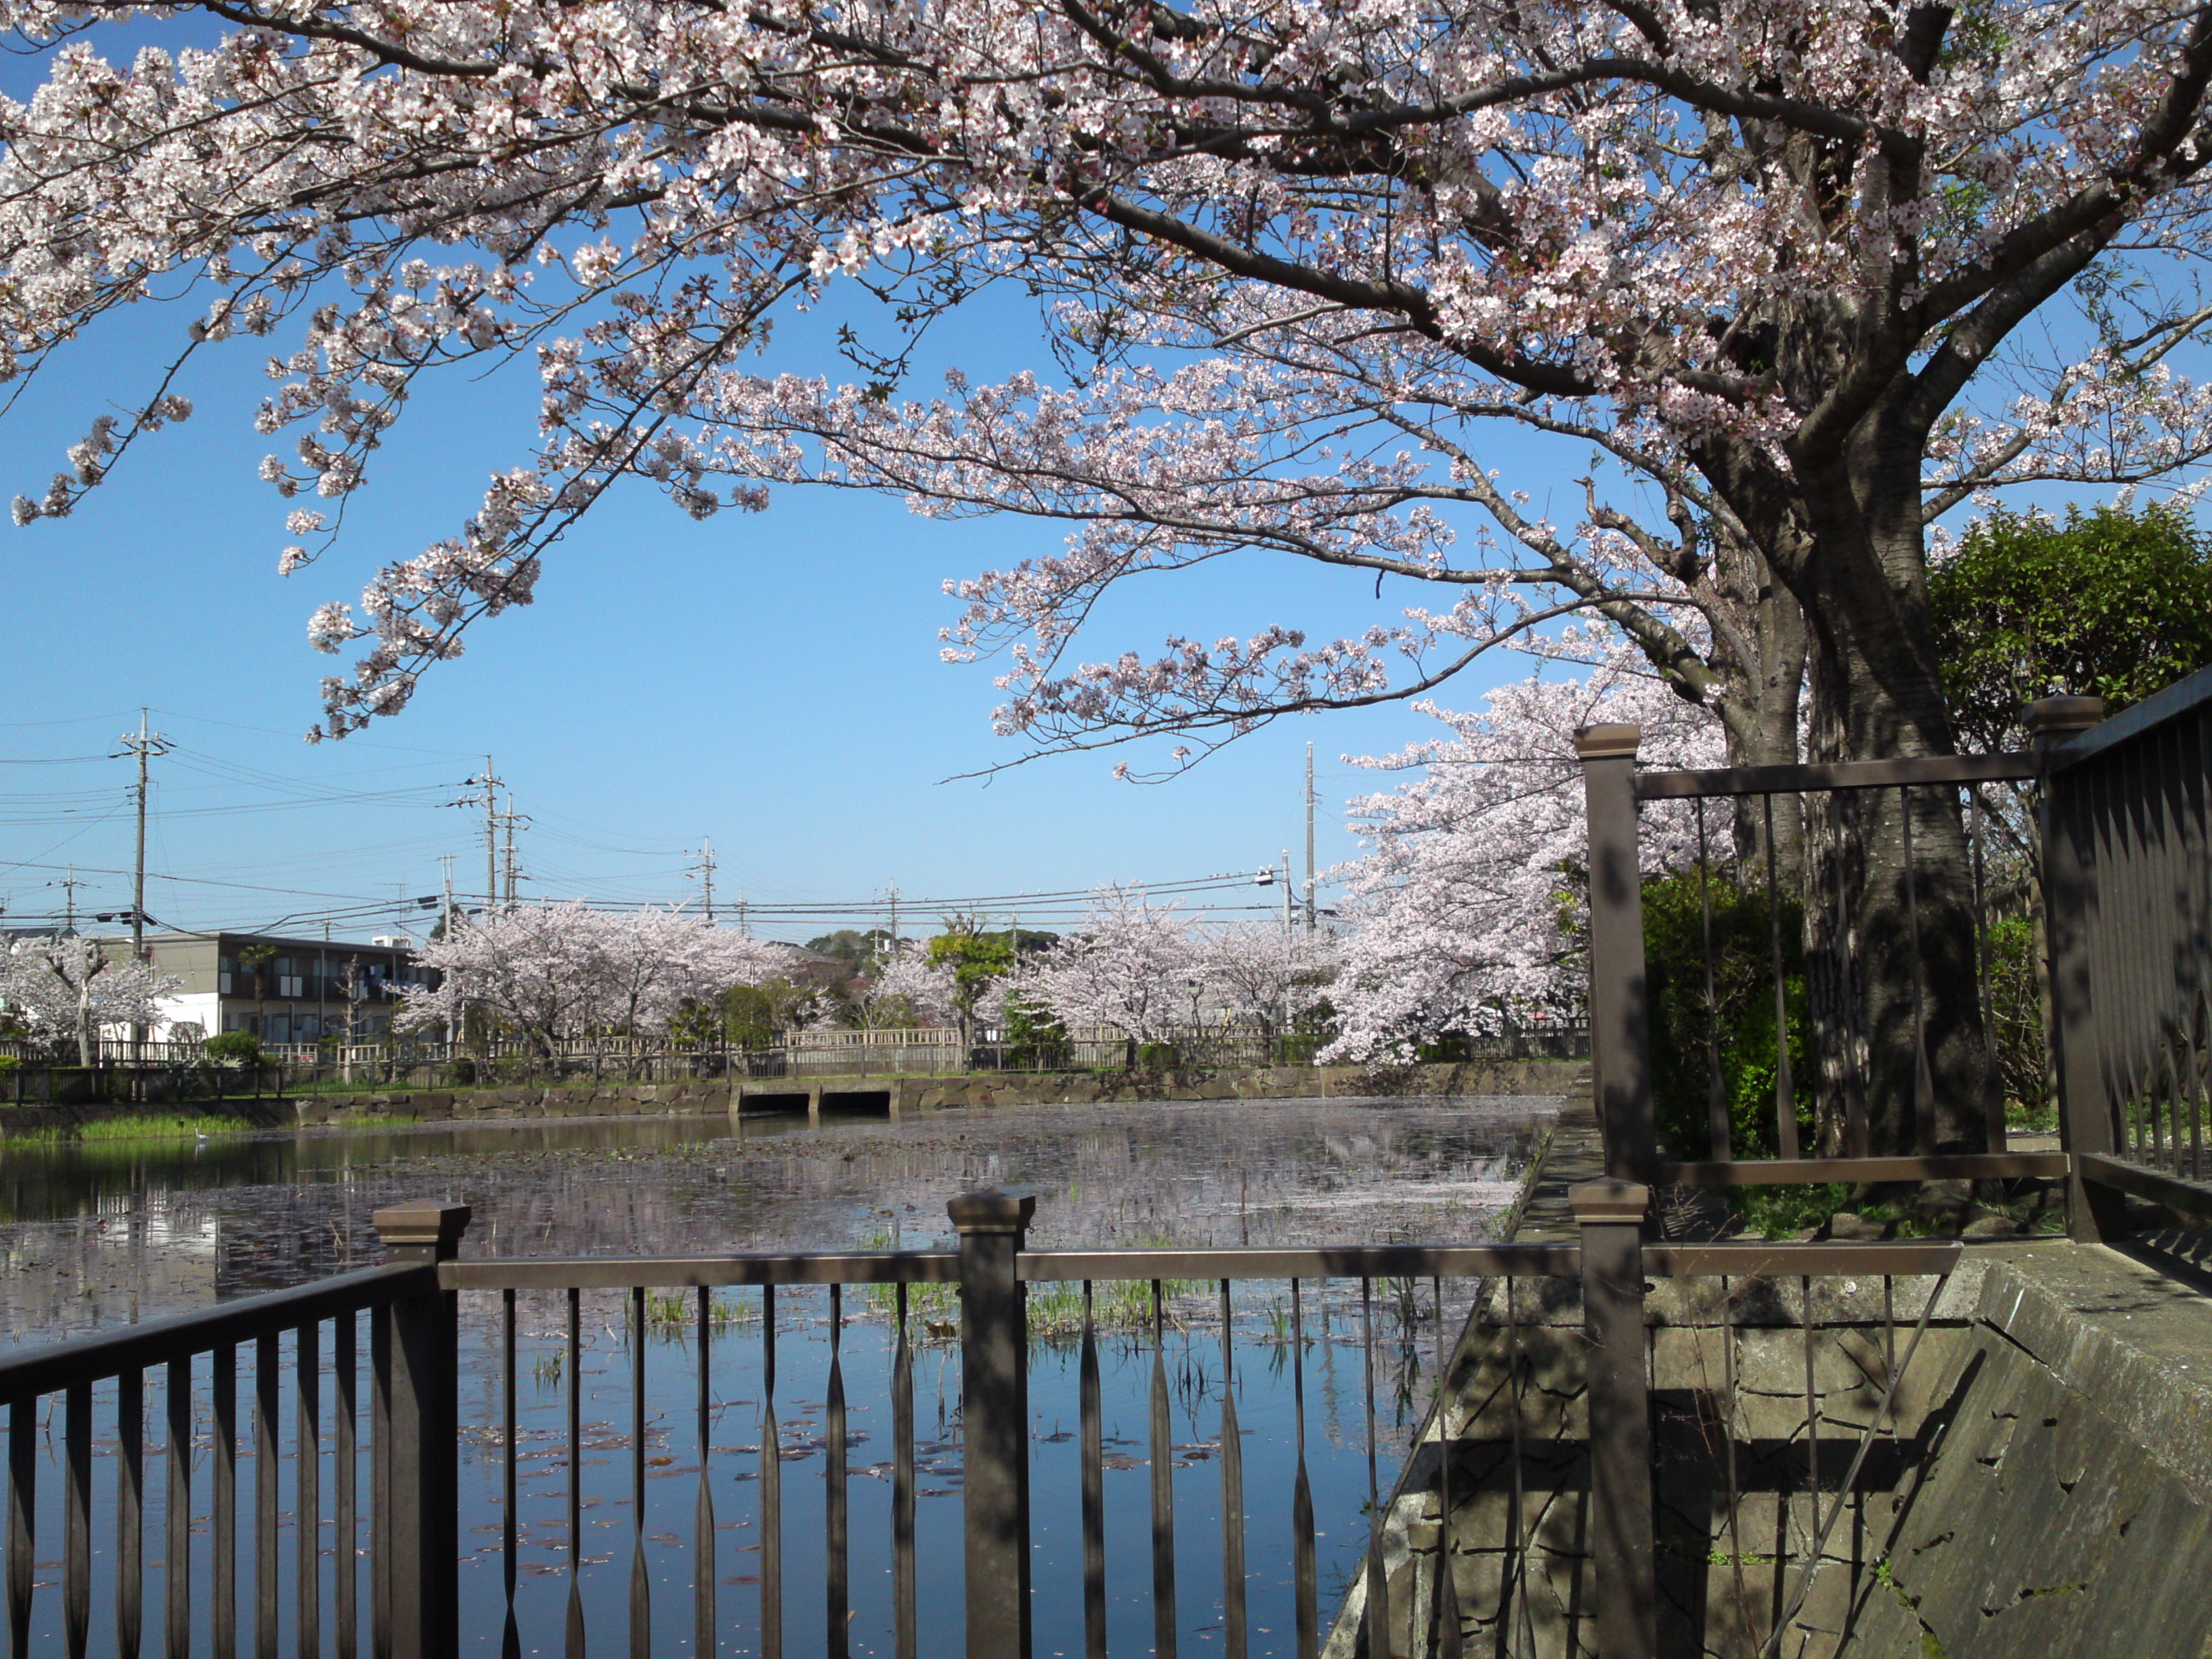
64;1382;90;1659
6;1395;31;1659
1360;1278;1389;1659
565;1288;584;1659
1901;784;1939;1155
1697;798;1732;1160
297;1324;319;1659
166;1359;191;1659
254;1338;278;1659
1289;1281;1317;1659
1217;1281;1246;1659
1791;1275;1819;1653
1505;1278;1530;1659
1429;1278;1460;1659
1833;794;1871;1158
1767;795;1800;1160
1078;1283;1104;1659
1148;1279;1176;1659
630;1285;649;1659
119;1368;145;1659
760;1284;782;1659
1970;787;2007;1152
502;1291;520;1659
696;1287;715;1659
1721;1277;1747;1656
215;1343;238;1659
892;1284;915;1659
827;1284;848;1659
334;1317;356;1659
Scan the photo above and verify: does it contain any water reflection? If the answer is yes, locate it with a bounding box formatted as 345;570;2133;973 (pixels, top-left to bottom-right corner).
0;1095;1551;1347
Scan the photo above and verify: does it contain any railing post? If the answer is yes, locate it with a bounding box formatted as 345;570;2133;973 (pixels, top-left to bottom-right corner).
1576;725;1658;1180
370;1201;471;1659
950;1189;1034;1659
2028;696;2121;1241
1573;1179;1654;1659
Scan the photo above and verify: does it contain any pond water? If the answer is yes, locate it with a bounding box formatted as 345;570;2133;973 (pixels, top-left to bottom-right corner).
0;1095;1554;1659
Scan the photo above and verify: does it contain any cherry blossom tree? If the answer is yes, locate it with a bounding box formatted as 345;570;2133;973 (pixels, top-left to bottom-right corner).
861;944;958;1030
13;0;2212;1144
0;934;178;1064
1027;888;1202;1057
1327;643;1726;1064
1195;923;1335;1043
395;902;779;1055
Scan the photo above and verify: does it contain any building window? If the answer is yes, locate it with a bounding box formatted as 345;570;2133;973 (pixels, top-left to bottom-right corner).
218;972;232;994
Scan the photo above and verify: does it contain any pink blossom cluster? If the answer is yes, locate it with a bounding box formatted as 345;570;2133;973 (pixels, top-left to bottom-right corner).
1324;641;1725;1063
0;1;2209;753
0;934;178;1063
393;902;786;1054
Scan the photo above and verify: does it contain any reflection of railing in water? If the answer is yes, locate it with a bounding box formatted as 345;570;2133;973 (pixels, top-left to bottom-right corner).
0;1187;1960;1659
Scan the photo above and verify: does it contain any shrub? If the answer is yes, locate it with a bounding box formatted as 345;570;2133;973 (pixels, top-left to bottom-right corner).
1642;870;1812;1161
201;1032;264;1068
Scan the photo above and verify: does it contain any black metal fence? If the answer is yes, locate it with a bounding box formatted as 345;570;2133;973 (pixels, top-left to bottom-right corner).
1574;662;2212;1240
2041;667;2212;1236
0;1188;1966;1659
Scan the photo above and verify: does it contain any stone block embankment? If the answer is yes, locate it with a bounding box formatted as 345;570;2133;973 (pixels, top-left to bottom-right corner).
0;1057;1582;1133
1338;1162;2212;1657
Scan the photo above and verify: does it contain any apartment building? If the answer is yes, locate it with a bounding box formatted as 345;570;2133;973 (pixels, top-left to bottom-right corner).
143;930;433;1045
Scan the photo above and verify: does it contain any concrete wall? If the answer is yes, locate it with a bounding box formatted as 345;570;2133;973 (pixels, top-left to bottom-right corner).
0;1058;1587;1134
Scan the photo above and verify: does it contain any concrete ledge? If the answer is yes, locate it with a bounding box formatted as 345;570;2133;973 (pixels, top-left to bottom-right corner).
1976;1243;2212;1502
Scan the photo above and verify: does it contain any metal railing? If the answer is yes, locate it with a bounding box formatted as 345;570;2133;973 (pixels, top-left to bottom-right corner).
0;1187;1961;1659
2041;665;2212;1237
1574;723;2080;1195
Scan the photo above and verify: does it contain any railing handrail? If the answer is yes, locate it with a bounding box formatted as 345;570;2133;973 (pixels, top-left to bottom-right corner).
2044;658;2212;772
1633;749;2040;800
443;1250;961;1289
0;1261;433;1405
1018;1244;1580;1280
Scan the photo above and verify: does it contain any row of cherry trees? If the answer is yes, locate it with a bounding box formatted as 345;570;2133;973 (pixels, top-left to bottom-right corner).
393;901;787;1057
865;892;1333;1049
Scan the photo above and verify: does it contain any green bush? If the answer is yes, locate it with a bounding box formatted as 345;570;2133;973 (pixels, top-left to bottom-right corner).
445;1057;477;1087
1135;1042;1179;1071
1643;870;1813;1160
200;1032;264;1068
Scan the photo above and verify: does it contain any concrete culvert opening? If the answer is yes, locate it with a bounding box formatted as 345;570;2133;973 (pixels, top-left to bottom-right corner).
739;1092;812;1115
819;1090;892;1117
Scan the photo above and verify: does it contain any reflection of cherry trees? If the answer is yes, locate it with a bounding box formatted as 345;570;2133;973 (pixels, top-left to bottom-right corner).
1;934;178;1064
1326;645;1724;1064
395;904;783;1056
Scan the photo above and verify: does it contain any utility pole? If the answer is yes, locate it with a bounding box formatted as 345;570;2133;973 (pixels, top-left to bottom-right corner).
451;758;503;913
689;837;718;921
736;891;748;937
497;795;531;908
60;866;84;934
1281;851;1294;935
888;881;900;952
117;708;172;961
1304;742;1318;934
440;855;456;938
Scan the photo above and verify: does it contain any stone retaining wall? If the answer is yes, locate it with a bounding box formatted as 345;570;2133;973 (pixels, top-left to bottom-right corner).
0;1058;1586;1133
1338;1108;2212;1658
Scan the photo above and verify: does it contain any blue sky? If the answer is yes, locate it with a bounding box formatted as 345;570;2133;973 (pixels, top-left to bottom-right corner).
0;269;1543;943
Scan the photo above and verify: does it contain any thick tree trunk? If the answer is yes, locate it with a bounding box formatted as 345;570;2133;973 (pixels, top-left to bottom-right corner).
1781;442;1991;1157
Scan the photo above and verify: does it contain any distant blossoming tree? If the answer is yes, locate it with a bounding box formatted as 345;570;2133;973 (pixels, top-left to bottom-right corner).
396;903;781;1055
1;935;178;1065
862;945;958;1030
1326;643;1725;1063
1195;924;1335;1043
1027;888;1202;1056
